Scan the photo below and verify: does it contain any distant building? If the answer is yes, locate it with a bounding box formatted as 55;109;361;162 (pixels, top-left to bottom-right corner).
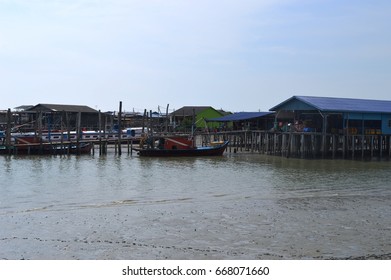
207;111;275;131
21;103;101;131
13;105;34;112
171;106;226;132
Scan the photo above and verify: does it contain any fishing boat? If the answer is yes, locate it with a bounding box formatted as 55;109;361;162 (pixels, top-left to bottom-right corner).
132;136;229;157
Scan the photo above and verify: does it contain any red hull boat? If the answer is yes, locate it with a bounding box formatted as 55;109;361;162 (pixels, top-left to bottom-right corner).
133;136;229;157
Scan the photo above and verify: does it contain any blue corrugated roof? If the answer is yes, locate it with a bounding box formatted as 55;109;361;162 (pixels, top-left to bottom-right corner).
207;112;273;122
270;96;391;113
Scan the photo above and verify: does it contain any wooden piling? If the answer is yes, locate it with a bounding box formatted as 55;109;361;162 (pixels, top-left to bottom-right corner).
66;112;71;155
361;135;365;160
98;110;102;156
76;111;81;155
200;130;391;161
6;108;12;155
370;136;374;159
118;101;122;156
38;111;43;154
389;136;391;159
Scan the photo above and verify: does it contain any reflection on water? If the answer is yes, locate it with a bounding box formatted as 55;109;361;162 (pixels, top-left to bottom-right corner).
1;153;390;259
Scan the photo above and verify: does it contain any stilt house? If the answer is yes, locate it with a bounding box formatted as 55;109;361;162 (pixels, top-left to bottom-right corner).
24;104;100;131
270;96;391;135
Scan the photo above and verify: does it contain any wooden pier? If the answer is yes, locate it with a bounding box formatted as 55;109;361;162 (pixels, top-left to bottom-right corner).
202;130;391;160
3;131;391;160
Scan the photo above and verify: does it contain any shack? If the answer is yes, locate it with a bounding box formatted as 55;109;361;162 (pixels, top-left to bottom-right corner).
23;104;100;132
171;106;226;132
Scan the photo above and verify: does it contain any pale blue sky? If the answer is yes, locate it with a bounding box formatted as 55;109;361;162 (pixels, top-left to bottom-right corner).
1;0;390;113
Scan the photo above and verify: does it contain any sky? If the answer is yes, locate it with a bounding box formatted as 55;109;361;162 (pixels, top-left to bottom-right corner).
1;0;390;113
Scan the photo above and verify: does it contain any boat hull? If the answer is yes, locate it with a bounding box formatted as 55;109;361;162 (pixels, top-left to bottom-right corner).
0;142;92;155
134;141;229;157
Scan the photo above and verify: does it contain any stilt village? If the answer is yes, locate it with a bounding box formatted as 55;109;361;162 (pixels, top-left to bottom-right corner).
2;95;391;160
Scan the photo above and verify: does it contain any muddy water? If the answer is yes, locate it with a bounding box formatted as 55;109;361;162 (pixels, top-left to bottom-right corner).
1;153;390;259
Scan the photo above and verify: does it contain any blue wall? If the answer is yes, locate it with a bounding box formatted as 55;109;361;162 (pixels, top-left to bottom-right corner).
344;113;391;134
382;114;391;134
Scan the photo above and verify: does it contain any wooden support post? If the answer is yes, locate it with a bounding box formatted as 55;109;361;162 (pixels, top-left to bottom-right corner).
389;136;391;159
99;110;102;156
244;132;247;151
253;132;256;153
258;132;261;153
282;133;286;157
321;134;326;159
149;110;154;148
352;135;355;160
236;134;239;152
165;104;169;133
66;112;71;155
265;133;269;154
311;134;315;158
103;113;107;155
370;136;374;159
287;132;292;158
273;133;277;155
38;111;43;154
361;135;365;160
60;111;64;155
6;108;12;155
76;111;81;155
118;102;123;155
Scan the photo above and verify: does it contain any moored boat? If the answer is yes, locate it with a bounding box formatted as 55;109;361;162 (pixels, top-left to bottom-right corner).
132;136;229;157
0;134;93;155
0;142;93;155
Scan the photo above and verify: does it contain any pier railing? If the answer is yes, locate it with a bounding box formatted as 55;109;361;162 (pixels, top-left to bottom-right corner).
201;130;391;160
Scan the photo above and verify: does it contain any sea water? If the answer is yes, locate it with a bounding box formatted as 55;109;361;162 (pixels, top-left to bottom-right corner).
1;152;390;259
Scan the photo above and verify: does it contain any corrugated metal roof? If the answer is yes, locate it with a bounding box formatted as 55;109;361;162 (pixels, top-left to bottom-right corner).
207;112;273;122
270;96;391;113
171;106;213;116
26;104;98;113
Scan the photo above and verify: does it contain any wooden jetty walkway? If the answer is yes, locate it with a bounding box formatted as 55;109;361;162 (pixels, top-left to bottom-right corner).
202;130;391;160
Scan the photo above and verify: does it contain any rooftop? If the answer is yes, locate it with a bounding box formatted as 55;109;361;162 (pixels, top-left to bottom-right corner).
270;96;391;113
